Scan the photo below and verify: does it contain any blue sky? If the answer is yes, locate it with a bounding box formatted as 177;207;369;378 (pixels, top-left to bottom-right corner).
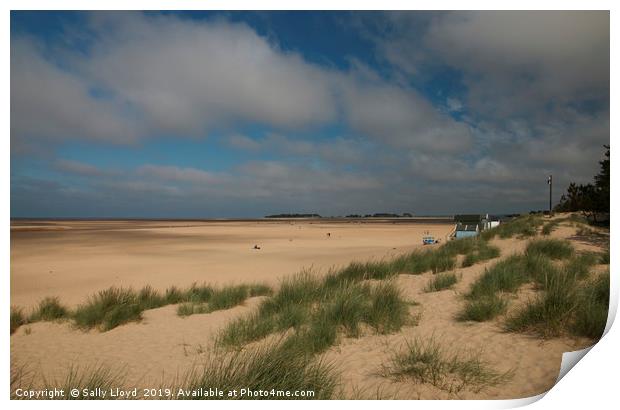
11;11;610;217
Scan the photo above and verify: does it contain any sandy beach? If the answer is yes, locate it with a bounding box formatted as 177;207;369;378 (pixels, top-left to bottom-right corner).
9;217;608;399
11;219;453;307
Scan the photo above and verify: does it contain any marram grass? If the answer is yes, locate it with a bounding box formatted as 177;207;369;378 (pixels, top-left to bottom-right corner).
425;273;458;292
458;233;594;325
505;266;609;339
217;274;410;352
11;306;26;334
178;339;338;399
10;282;273;334
458;295;507;322
29;297;70;322
382;337;513;393
525;239;574;260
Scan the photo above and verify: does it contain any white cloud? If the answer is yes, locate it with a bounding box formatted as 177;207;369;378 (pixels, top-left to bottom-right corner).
228;135;261;151
262;134;315;156
446;97;463;112
12;12;473;159
136;165;225;185
369;11;609;121
55;159;112;177
11;38;144;146
237;161;381;195
10;11;610;216
226;133;372;165
80;13;337;135
341;80;474;153
424;11;609;117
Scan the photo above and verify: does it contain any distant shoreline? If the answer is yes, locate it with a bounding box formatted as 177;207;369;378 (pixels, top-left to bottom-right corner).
11;216;455;227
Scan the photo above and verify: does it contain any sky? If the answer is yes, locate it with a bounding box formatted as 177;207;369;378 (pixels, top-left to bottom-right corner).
10;11;610;218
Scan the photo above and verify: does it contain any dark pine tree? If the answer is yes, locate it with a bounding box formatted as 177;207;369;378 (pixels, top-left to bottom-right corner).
554;146;609;223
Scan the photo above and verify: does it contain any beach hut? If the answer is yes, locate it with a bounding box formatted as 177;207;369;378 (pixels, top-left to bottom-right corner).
455;224;479;238
453;214;483;238
483;214;501;230
452;214;500;238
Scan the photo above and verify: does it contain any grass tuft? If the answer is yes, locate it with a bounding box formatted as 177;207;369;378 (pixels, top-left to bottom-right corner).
184;283;214;303
576;225;595;236
427;249;457;273
325;260;397;285
571;272;609;339
164;286;185;305
461;242;501;267
322;235;496;286
274;303;309;330
136;286;166;309
321;281;369;338
389;250;434;275
458;295;507;322
382;337;512;393
392;236;497;276
217;313;276;349
30;297;69;322
285;315;339;355
177;284;272;317
504;269;579;337
563;252;598;280
504;246;609;340
207;285;251;313
541;221;559;236
218;273;409;352
480;215;542;240
179;340;338;399
467;255;529;300
525;239;574;260
248;283;273;297
177;302;208;317
46;365;126;400
441;237;477;255
11;306;26;334
599;249;610;264
366;281;410;334
262;273;322;317
522;252;559;285
73;287;142;331
425;273;458;292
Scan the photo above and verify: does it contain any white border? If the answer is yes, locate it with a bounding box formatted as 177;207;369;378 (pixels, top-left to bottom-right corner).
3;2;617;409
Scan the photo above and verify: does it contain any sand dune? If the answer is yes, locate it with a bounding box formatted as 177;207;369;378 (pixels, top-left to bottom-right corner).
10;218;607;399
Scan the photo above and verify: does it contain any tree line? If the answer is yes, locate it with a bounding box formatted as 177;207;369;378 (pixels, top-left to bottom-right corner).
554;146;609;223
264;212;415;219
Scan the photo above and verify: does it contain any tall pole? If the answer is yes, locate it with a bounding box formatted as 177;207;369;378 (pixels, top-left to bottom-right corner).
548;175;552;215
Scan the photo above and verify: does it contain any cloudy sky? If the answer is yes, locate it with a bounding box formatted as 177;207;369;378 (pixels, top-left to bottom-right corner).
10;11;609;218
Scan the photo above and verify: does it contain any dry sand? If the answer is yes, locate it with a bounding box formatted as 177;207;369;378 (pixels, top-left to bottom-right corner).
11;219;453;307
9;218;608;399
